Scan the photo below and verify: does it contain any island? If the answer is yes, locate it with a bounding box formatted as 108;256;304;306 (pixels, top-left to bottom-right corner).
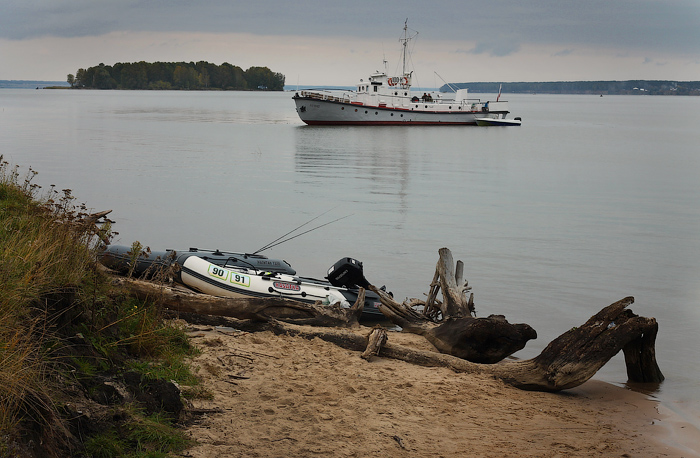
67;61;285;90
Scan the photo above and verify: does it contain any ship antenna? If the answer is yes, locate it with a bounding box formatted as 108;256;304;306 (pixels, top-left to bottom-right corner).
434;71;459;93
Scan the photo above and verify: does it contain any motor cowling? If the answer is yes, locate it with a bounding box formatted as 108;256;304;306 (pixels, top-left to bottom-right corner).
326;257;370;289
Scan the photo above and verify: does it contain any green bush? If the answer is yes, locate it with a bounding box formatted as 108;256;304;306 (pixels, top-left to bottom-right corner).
0;156;199;457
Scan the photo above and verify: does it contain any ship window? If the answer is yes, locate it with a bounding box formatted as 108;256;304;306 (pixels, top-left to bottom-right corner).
355;109;358;112
365;110;368;114
404;92;408;96
373;86;378;93
341;107;345;110
400;114;403;117
391;113;394;116
375;111;378;115
394;92;398;96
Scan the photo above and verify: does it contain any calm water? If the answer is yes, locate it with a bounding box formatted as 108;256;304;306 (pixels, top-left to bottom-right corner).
2;89;699;434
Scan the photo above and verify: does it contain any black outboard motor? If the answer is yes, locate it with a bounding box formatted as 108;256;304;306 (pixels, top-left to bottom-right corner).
326;257;370;289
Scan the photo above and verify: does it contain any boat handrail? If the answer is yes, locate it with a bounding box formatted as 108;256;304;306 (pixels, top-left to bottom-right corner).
298;89;503;110
299;90;351;104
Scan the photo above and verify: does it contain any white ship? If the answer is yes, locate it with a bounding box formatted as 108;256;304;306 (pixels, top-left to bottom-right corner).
292;21;517;126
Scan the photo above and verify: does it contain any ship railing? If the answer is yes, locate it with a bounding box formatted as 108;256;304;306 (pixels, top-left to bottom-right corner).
299;89;498;111
401;95;489;112
300;90;351;104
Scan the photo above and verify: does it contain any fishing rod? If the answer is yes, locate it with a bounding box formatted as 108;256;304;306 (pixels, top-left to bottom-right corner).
253;207;337;254
252;209;351;254
253;214;353;254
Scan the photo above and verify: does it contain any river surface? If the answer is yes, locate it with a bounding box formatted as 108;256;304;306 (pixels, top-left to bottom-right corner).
2;89;699;441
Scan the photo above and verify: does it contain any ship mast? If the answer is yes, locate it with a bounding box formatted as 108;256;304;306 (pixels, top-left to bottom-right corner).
401;19;410;76
400;19;418;78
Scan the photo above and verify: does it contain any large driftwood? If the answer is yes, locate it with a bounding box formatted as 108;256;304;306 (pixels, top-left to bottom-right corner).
369;247;536;364
112;276;364;328
371;284;536;363
169;296;662;391
431;247;475;318
490;296;664;390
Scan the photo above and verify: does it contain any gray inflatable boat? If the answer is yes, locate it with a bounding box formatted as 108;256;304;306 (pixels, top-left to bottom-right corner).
99;245;297;277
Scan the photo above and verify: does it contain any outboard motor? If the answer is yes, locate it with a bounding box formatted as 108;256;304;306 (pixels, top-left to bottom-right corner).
326;257;370;289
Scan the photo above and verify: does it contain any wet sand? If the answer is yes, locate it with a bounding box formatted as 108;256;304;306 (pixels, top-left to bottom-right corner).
181;325;699;458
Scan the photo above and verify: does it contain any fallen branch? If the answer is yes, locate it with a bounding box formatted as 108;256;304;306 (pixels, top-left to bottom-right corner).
371;284;536;363
112;276;364;328
361;326;388;361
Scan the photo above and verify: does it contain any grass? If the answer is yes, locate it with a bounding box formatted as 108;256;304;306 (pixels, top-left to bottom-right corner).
0;156;201;457
83;410;193;458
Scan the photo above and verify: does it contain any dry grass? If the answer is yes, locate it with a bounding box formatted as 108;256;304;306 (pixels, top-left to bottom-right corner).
0;157;108;452
0;157;199;457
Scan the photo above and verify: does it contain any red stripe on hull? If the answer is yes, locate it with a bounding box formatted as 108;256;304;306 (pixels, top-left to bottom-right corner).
301;120;478;126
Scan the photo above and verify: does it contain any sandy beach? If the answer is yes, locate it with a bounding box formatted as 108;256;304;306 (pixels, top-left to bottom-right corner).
181;324;698;458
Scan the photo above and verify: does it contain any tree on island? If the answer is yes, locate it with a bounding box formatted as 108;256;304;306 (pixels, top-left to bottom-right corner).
69;61;285;90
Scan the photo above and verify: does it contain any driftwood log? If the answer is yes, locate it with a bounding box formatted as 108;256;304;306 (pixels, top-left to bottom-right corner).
361;326;388;361
366;248;662;386
112;276;364;328
168;295;662;391
373;281;537;363
422;248;475;320
372;248;536;363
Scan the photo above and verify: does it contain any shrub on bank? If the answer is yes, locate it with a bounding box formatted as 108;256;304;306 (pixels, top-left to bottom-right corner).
0;156;199;458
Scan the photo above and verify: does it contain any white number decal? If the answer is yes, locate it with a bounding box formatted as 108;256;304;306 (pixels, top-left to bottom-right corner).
230;272;250;287
208;265;249;287
208;265;229;281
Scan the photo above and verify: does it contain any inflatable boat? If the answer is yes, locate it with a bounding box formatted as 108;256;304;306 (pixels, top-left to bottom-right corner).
99;245;297;277
177;256;384;317
99;245;385;318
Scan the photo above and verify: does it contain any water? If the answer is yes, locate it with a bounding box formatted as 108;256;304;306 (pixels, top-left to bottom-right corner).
2;89;699;434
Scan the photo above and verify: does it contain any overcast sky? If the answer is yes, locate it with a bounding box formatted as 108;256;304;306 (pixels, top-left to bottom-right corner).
1;0;699;85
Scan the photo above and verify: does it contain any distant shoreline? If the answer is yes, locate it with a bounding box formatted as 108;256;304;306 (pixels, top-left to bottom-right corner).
3;80;699;95
0;80;70;89
441;80;700;96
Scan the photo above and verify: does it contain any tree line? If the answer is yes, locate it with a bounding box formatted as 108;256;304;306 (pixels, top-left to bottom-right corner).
441;80;700;96
67;61;285;90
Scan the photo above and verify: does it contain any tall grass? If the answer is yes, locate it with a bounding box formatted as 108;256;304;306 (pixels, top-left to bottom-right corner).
0;156;197;456
0;157;104;452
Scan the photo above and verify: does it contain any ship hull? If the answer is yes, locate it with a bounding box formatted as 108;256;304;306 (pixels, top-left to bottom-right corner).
293;96;508;126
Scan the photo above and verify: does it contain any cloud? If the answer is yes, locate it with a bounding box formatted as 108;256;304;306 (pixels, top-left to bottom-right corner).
553;49;574;57
455;34;522;58
466;39;521;57
3;0;699;58
3;0;700;81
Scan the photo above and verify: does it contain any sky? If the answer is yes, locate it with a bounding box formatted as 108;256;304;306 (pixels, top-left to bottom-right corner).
1;0;699;85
